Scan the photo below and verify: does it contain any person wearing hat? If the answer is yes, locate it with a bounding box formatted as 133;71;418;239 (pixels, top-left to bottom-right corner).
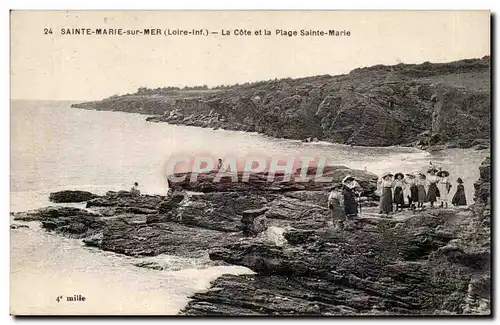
416;173;427;209
130;182;141;196
377;172;394;215
328;183;345;228
452;178;467;206
427;163;441;200
426;169;440;208
405;173;418;210
437;170;451;208
342;175;359;218
393;172;405;212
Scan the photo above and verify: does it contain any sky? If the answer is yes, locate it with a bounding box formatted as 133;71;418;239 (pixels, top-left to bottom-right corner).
10;10;490;101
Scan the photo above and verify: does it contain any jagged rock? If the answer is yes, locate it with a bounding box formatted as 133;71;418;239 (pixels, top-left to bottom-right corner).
180;274;373;316
96;220;243;257
437;243;489;270
251;216;268;235
49;190;99;203
263;196;331;230
12;206;100;222
474;157;490;204
182;206;482;315
158;192;185;213
168;167;378;197
13;206;105;238
184;170;491;316
283;191;328;207
283;229;319;245
158;192;273;232
467;275;490;307
12;157;491;315
86;191;165;210
185;157;490;315
241;208;269;236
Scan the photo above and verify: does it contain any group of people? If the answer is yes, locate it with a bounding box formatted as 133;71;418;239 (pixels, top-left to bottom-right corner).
327;175;362;228
377;165;467;215
327;163;468;227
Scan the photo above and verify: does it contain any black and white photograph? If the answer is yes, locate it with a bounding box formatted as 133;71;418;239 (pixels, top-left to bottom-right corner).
9;10;491;316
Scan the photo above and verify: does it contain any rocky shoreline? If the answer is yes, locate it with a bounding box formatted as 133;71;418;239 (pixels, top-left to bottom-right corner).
11;159;491;315
71;57;490;150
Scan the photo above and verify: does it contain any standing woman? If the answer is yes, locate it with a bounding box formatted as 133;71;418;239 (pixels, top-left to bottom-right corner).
378;172;394;215
437;170;451;208
328;184;346;228
406;173;419;210
427;169;439;208
452;178;467;206
342;175;359;218
417;173;427;209
393;173;405;212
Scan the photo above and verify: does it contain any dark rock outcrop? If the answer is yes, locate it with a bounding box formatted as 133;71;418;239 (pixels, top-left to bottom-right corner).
474;157;490;204
180;158;491;316
49;190;98;203
86;191;165;210
12;168;376;257
13;159;490;315
72;57;490;149
13;206;104;238
168;167;378;196
241;207;269;236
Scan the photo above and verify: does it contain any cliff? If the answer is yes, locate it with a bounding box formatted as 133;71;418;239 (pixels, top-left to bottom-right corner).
11;159;491;315
72;57;490;149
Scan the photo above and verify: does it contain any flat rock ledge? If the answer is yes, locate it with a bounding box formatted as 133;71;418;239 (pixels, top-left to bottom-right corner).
12;162;491;316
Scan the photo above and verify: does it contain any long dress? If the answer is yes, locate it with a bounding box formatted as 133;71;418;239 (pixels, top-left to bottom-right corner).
438;177;451;205
328;190;345;222
452;184;467;206
427;175;439;203
406;178;418;205
417;178;427;203
393;179;405;205
410;185;418;203
379;179;393;214
343;186;358;216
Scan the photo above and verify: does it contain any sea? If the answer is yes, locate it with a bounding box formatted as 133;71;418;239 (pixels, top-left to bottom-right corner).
9;100;489;315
